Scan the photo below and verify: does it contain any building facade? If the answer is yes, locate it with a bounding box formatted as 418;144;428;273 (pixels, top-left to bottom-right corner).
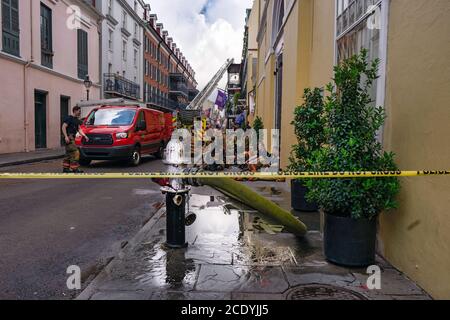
142;10;198;111
245;0;450;299
243;2;260;124
96;0;145;101
0;0;102;154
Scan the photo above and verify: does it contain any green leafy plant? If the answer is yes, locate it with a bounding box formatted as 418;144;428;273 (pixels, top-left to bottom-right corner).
306;49;400;219
233;92;241;107
288;87;327;173
253;116;264;139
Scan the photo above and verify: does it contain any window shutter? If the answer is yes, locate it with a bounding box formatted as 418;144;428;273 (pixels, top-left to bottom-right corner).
77;29;88;79
11;0;19;32
2;0;20;56
2;0;11;31
40;4;53;68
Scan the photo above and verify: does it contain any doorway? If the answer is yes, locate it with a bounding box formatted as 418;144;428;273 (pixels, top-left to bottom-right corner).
60;96;70;146
274;53;283;135
34;91;47;149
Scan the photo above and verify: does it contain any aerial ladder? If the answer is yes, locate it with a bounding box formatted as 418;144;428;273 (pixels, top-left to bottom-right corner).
187;58;234;111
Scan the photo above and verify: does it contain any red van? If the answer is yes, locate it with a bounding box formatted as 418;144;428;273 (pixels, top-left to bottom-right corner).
75;105;173;166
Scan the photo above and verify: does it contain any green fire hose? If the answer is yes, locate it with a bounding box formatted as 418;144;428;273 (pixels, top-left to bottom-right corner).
198;178;308;237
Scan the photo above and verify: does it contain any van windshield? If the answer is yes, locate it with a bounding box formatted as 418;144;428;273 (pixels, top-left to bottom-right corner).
86;108;137;126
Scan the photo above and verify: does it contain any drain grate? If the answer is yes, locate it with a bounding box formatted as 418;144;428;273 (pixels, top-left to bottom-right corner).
286;284;367;300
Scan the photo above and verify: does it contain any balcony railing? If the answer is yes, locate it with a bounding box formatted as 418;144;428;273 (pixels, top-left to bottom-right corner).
169;73;188;96
104;73;140;100
145;92;186;111
188;89;199;102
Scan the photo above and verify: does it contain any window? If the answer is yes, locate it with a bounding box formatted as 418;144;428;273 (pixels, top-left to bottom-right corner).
108;29;113;51
137;111;146;130
122;40;127;61
122;10;127;30
336;0;383;105
40;4;53;68
134;23;138;39
134;49;138;67
134;1;138;12
86;108;137;126
77;29;88;79
108;63;112;74
2;0;20;56
335;0;387;139
107;0;113;16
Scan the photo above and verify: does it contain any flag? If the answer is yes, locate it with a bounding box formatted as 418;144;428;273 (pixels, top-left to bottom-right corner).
215;90;228;110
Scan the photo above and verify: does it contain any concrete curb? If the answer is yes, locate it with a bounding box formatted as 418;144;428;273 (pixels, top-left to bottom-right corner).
0;153;65;168
76;206;166;300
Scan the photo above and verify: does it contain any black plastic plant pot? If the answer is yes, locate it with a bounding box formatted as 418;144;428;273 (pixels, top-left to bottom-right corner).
324;213;377;267
291;180;319;212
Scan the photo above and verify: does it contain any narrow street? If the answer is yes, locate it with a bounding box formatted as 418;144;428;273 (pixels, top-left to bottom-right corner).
0;157;165;300
0;0;448;304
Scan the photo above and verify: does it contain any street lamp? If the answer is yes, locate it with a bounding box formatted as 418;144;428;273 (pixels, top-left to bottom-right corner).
84;75;93;101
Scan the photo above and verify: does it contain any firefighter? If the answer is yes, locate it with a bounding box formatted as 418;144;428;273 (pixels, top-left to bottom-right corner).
62;106;89;173
172;107;181;129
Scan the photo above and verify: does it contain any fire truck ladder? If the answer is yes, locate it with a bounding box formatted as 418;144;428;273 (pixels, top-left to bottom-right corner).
186;58;234;111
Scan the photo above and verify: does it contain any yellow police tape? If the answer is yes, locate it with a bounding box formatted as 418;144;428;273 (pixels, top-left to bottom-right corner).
0;171;449;180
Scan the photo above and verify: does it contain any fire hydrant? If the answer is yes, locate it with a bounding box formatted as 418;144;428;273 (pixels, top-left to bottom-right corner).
159;137;191;249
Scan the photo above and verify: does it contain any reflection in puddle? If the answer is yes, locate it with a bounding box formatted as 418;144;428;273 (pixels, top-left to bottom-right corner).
124;194;319;290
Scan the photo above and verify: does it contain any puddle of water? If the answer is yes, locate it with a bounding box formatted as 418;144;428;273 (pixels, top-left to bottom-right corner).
108;194;320;291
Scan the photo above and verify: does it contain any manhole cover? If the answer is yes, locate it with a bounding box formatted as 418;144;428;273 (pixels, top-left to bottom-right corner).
286;284;367;300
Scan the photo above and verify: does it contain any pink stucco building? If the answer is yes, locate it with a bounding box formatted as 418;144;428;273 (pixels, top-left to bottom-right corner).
0;0;102;154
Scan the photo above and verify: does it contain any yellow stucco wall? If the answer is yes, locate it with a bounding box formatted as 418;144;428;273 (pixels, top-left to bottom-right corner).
250;0;449;299
379;0;450;300
255;0;275;139
254;0;334;167
309;0;335;89
280;0;304;168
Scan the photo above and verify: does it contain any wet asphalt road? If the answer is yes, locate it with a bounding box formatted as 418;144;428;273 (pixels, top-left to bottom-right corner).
0;156;165;300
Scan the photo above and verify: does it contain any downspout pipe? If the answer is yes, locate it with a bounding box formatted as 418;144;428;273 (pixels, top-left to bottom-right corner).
24;0;35;152
157;39;162;100
98;18;103;100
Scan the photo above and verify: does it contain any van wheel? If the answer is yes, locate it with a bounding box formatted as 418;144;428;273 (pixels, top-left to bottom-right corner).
129;147;141;166
155;144;165;160
79;158;92;166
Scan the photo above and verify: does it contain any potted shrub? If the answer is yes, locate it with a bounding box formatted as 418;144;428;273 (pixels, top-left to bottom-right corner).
306;50;400;267
288;88;326;212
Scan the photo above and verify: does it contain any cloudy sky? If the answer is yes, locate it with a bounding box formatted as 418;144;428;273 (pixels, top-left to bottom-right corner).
146;0;254;90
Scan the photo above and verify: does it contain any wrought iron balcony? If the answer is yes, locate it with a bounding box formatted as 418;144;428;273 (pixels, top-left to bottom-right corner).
169;73;188;97
104;73;140;100
145;92;186;111
188;89;199;102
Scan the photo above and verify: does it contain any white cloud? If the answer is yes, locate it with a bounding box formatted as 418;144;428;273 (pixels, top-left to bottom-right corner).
145;0;254;90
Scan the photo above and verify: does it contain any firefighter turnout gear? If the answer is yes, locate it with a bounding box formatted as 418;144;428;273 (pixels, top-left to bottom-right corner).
63;136;81;172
